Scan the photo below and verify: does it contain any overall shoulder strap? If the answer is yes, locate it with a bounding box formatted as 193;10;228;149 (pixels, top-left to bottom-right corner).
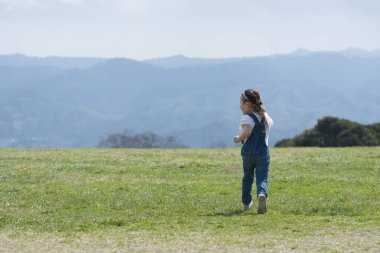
248;113;260;126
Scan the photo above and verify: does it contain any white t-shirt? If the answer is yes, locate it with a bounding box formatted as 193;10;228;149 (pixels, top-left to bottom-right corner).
239;112;273;146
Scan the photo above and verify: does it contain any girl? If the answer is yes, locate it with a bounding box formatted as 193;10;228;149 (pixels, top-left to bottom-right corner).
233;89;273;214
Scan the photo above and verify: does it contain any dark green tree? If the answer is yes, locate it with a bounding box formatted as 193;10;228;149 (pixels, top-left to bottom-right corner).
293;129;323;147
274;138;295;147
337;126;378;146
275;116;380;147
315;117;357;147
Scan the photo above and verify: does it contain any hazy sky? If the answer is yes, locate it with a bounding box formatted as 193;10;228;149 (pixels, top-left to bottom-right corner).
1;0;379;59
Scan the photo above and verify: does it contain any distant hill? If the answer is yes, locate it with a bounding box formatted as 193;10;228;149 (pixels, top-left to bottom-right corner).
0;54;105;69
0;49;379;148
144;55;242;69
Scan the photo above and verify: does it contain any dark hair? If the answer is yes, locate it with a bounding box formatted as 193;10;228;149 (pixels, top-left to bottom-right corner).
241;89;269;130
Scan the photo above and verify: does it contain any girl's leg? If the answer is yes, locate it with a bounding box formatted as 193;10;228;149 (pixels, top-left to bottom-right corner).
242;156;254;205
255;153;269;214
255;154;270;198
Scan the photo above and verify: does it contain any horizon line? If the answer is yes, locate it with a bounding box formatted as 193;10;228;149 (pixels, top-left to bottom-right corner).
1;47;380;61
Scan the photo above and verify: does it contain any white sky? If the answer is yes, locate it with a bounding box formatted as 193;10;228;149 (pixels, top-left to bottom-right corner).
1;0;379;60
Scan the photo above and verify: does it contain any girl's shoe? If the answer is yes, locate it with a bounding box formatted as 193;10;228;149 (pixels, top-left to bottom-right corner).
243;201;253;211
258;193;267;214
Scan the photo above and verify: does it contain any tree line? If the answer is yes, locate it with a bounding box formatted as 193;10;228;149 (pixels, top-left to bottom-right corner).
275;116;380;147
98;130;186;148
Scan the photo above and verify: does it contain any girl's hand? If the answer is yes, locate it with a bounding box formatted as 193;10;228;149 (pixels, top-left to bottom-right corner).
233;136;240;143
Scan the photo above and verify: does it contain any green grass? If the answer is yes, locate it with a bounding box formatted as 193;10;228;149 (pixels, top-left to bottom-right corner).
0;147;379;252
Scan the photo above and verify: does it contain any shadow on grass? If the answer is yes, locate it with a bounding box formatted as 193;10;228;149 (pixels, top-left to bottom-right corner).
205;209;257;217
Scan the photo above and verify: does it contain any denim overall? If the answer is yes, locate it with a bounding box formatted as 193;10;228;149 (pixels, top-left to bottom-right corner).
241;113;270;205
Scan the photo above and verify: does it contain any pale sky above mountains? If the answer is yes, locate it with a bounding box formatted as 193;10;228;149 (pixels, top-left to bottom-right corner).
1;0;379;60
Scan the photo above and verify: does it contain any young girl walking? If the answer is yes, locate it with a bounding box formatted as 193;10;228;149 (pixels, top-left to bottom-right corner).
233;89;273;214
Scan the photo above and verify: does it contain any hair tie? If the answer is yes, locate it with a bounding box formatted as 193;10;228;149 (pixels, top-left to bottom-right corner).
242;92;250;101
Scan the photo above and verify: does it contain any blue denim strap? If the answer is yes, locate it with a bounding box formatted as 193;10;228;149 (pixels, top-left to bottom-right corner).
249;113;259;153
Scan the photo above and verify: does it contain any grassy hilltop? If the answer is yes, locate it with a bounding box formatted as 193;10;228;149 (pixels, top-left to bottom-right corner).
0;147;379;252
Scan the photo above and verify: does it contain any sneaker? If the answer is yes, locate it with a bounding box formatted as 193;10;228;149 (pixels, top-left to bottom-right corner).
243;201;253;211
258;193;267;214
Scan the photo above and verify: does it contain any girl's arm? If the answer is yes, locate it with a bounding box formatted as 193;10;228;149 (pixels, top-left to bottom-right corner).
233;124;252;143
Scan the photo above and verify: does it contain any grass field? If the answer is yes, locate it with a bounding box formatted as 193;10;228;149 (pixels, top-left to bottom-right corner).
0;147;379;252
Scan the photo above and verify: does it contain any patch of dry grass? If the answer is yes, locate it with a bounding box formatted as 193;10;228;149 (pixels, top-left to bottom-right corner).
2;225;379;252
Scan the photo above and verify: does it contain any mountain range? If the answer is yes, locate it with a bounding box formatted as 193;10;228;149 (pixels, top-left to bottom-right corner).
0;48;379;148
